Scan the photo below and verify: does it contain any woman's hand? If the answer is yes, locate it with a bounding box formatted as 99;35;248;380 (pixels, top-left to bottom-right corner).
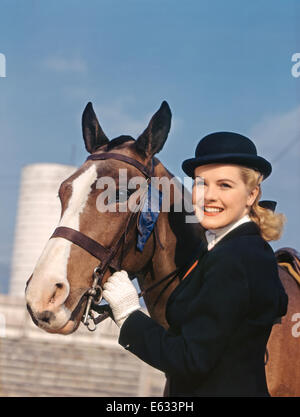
103;270;141;328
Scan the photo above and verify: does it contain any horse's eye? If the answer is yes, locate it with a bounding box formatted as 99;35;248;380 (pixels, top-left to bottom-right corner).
115;188;134;203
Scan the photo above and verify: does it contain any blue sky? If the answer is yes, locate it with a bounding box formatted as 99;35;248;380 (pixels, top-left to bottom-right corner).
0;0;299;291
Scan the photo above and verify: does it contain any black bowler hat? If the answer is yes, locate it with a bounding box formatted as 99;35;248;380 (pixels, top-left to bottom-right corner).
182;132;272;179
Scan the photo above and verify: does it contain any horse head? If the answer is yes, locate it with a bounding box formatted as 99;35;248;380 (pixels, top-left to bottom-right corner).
25;101;203;335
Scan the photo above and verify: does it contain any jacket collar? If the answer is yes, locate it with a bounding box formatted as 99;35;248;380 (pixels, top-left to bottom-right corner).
205;215;251;251
185;222;260;267
210;221;261;249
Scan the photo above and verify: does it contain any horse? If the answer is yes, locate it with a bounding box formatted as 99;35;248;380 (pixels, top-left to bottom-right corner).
25;101;204;335
265;247;300;396
25;101;300;396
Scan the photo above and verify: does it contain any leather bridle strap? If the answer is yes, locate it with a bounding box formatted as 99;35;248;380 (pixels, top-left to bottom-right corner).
50;226;120;270
86;152;153;178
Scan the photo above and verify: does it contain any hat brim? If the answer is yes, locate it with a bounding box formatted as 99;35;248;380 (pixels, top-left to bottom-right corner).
182;153;272;179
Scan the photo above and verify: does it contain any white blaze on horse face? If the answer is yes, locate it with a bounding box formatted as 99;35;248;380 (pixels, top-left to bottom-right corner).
59;164;98;229
26;164;98;328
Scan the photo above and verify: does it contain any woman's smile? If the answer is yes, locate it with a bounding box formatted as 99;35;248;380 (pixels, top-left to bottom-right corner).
203;206;224;216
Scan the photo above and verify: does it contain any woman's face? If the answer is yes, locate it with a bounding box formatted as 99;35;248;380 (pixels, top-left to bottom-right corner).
192;163;259;230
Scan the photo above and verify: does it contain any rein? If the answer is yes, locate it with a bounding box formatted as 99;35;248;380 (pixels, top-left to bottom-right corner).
50;152;183;331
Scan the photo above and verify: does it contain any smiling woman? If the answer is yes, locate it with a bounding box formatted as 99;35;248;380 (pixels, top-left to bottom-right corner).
103;130;289;397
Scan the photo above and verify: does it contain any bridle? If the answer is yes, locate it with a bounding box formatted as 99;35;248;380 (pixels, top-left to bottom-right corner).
50;152;183;331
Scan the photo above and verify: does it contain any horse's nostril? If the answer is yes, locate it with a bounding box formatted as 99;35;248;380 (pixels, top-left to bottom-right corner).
37;310;55;324
52;282;65;295
49;282;68;305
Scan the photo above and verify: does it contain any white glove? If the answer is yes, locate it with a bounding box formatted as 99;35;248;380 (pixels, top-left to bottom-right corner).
102;270;141;328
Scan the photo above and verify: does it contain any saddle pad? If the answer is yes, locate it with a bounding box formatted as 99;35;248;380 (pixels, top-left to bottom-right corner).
275;247;300;285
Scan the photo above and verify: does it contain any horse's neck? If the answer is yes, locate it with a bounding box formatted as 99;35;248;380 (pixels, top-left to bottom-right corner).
152;159;204;270
152;209;203;278
140;161;204;327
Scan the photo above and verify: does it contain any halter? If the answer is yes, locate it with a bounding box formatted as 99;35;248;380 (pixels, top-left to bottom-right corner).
50;152;182;331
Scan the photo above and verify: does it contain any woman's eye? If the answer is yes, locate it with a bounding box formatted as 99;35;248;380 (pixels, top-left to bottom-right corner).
220;183;231;188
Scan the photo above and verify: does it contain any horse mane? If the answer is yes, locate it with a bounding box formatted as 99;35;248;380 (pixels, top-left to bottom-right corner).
99;135;135;151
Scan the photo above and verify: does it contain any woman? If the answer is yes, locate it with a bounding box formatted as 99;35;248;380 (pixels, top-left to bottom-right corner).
103;131;288;397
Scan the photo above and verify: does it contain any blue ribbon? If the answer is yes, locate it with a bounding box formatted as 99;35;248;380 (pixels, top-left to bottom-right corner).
137;183;162;252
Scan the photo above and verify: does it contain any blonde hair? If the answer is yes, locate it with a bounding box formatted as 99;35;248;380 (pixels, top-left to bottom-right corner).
239;167;286;241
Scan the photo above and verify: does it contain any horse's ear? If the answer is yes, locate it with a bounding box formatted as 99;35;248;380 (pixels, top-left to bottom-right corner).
135;101;172;158
82;102;109;153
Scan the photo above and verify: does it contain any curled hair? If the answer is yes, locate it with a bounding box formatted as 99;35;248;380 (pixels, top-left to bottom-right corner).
239;167;286;241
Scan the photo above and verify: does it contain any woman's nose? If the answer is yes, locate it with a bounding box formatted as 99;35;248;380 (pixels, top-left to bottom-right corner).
204;186;218;202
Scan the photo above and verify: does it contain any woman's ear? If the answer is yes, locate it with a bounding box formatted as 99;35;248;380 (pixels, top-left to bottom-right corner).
247;185;260;208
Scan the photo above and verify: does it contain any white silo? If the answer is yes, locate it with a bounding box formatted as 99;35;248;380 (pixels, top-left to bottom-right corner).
10;163;77;297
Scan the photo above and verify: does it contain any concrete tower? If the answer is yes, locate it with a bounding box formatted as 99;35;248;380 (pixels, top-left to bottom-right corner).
10;163;77;297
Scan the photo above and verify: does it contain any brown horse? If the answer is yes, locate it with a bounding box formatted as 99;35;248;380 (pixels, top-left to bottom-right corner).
265;248;300;396
25;101;204;335
25;101;300;396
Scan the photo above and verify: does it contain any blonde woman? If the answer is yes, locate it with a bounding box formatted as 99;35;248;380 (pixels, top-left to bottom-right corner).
103;131;288;397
